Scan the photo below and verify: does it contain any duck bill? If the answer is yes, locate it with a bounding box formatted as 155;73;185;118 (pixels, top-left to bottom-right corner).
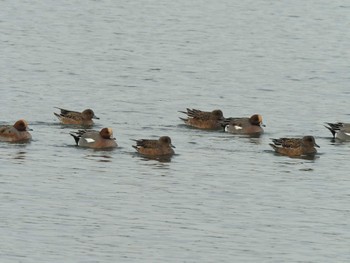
171;144;176;148
93;115;100;120
315;143;320;148
261;122;266;127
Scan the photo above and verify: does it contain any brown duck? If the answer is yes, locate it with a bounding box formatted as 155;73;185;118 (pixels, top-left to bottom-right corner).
132;136;175;156
269;136;319;156
179;108;224;130
54;107;99;125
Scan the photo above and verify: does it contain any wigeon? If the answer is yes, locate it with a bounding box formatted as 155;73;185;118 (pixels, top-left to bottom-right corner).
70;128;117;149
269;136;320;157
179;108;224;130
223;114;264;135
0;119;32;142
54;107;99;125
324;122;350;141
132;136;175;156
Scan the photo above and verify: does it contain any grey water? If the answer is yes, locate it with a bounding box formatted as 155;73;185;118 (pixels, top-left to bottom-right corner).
1;0;350;262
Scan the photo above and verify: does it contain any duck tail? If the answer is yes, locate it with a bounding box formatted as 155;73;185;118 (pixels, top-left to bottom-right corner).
70;133;80;145
324;124;336;138
220;118;231;128
269;143;278;151
53;112;61;119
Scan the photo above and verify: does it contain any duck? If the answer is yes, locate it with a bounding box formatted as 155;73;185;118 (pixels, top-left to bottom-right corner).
132;136;175;156
0;119;32;142
54;107;99;125
269;136;319;157
179;108;224;130
222;114;264;135
70;128;117;149
324;122;350;141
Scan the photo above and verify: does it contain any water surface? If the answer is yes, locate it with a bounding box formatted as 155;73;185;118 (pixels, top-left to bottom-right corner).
1;0;350;262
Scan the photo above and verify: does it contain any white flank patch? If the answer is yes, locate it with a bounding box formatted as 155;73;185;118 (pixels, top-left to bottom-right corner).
234;125;242;130
84;138;95;143
224;125;230;132
344;132;350;136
